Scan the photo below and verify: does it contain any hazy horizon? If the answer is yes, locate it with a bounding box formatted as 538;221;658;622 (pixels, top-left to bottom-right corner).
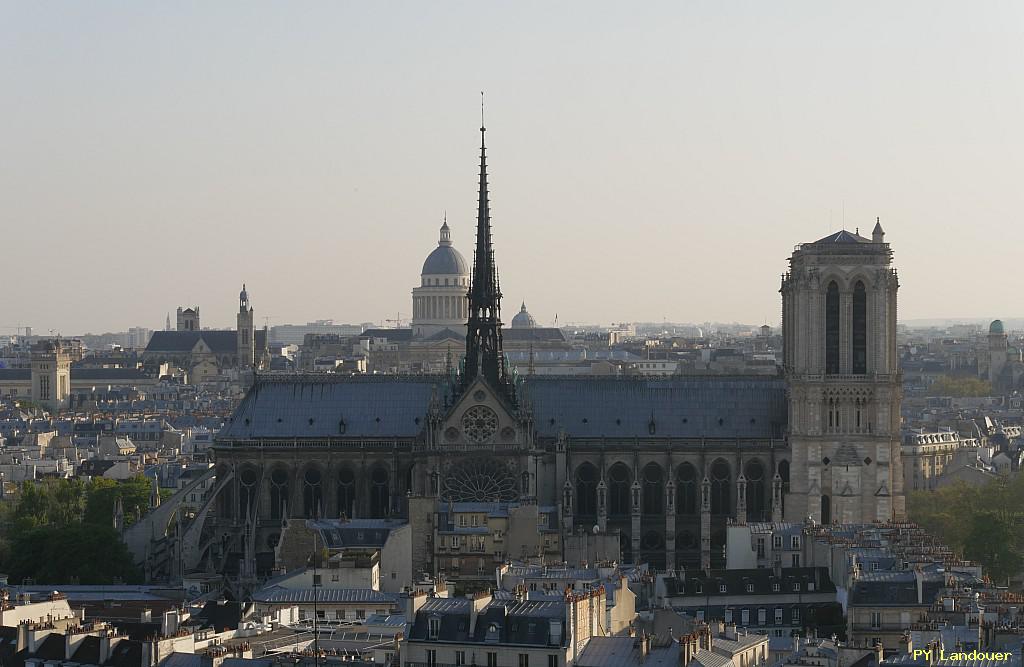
4;2;1024;334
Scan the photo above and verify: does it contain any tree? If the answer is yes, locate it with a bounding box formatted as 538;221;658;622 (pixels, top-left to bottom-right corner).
928;375;993;397
908;476;1024;583
5;523;141;584
84;476;156;527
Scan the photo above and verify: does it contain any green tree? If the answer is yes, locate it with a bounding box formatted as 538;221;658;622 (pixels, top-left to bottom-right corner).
963;513;1023;583
927;375;994;397
84;476;156;527
5;523;141;584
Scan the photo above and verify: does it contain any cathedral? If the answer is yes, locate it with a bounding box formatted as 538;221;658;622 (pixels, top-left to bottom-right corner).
144;285;269;382
208;122;905;577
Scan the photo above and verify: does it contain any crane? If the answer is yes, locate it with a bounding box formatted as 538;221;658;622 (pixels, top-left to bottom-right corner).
384;313;405;328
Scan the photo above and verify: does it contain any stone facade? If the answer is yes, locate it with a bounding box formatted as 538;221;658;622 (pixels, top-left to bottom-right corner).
781;222;905;524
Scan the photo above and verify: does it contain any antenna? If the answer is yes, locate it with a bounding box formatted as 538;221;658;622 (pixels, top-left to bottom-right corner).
480;90;485;129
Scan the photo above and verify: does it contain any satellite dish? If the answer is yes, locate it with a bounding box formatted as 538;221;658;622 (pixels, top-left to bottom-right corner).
592;525;600;534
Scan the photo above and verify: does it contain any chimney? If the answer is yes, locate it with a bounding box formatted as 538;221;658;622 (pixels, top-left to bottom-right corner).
142;638;158;667
724;624;737;641
469;591;491;636
640;631;649;662
914;568;924;604
162;610;180;637
16;622;28;653
874;641;884;666
99;632;122;664
405;590;428;623
899;633;913;656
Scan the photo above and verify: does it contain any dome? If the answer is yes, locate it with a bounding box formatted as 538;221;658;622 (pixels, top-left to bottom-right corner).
990;320;1005;334
511;302;537;328
421;221;468;276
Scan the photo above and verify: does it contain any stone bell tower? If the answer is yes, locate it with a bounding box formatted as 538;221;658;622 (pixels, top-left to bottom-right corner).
236;284;255;368
781;220;904;523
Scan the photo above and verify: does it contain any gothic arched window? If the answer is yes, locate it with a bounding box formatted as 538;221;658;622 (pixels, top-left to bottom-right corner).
821;494;832;524
303;467;323;518
575;463;598;517
642;463;664;515
270;467;289;520
239;466;259;521
825;281;840;374
337;467;356;519
852;280;867;374
676;463;697;514
744;459;766;521
778;459;790;517
370;466;390;518
710;459;731;515
608;463;631;517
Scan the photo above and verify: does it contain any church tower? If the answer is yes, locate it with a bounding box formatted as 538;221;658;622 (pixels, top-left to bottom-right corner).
462;118;516;406
781;220;904;523
30;339;71;412
236;284;255;368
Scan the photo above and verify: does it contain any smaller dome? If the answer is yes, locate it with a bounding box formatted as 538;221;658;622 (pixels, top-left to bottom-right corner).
990;320;1005;334
511;302;537;328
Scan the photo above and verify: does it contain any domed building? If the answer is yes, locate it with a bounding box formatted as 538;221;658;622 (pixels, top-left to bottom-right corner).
411;220;470;339
981;318;1024;392
510;302;537;328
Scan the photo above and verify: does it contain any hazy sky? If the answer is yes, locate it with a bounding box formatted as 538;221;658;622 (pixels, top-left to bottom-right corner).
3;2;1024;334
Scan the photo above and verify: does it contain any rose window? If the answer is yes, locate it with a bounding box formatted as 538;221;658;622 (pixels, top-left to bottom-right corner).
461;405;498;443
442;458;518;502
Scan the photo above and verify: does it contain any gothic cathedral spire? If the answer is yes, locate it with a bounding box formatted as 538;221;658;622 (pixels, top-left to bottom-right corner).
463;115;515;406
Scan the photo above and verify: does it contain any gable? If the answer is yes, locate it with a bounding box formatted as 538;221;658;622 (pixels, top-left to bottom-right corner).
440;377;521;446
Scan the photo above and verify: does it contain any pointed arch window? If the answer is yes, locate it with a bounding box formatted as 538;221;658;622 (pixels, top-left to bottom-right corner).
608;463;631;517
852;281;867;374
825;281;840;374
676;463;697;515
575;463;598;517
710;459;731;515
642;463;663;515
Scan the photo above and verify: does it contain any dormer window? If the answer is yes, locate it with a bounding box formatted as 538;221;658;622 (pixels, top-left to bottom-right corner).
719;584;727;593
429;617;441;639
746;583;754;593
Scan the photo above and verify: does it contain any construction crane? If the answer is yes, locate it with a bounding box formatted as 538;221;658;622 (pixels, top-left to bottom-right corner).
384;313;405;328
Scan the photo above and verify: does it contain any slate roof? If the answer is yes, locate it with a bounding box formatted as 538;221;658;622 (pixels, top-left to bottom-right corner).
360;328;414;342
162;653;209;667
664;567;836;597
74;368;152;381
408;597;565;646
813;229;872;244
33;633;67;660
523;376;786;439
252;587;398;605
849;568;981;607
420;328;466;342
306;518;408;549
0;369;30;381
71;635;102;663
107;639;143;667
217;375;442;439
503;328;566;343
145;330;267;355
218;374;786;442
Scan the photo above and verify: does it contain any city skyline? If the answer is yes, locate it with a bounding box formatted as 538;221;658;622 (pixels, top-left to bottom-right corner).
5;2;1024;333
